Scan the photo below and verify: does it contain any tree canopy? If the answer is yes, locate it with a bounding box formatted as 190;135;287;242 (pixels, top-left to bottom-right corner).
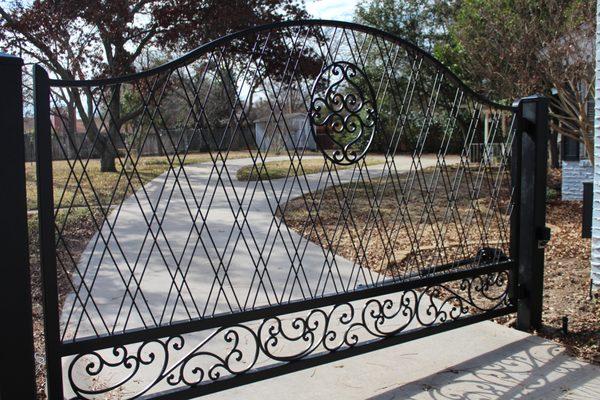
355;0;596;163
354;0;458;52
0;0;308;79
0;0;308;171
445;0;596;162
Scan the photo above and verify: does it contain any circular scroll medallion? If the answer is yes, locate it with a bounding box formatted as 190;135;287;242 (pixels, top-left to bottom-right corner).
309;61;378;165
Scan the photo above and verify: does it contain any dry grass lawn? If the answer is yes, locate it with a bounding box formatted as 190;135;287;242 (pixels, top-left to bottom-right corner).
25;151;252;211
281;166;600;365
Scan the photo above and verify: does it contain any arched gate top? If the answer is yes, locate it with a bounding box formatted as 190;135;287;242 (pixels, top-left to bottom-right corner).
47;19;514;111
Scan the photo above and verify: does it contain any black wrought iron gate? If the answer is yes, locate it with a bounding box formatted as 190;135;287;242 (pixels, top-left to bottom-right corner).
1;19;549;400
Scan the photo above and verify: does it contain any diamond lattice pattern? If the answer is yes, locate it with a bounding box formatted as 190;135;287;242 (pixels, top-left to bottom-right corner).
46;25;516;341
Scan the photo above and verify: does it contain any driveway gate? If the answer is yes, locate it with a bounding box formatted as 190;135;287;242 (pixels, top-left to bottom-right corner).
1;20;549;399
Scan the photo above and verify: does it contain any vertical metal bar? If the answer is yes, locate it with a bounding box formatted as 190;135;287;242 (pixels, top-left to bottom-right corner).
0;53;37;399
515;95;549;331
582;181;593;238
34;64;63;398
509;105;522;304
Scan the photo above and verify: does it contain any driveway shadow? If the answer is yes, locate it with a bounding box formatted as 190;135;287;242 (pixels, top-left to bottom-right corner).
367;336;600;400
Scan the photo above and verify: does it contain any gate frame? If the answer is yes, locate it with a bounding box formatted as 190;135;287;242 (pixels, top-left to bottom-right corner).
514;95;550;331
0;21;551;399
0;53;37;400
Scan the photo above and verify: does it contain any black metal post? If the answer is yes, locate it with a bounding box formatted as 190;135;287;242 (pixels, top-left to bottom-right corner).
34;64;63;399
515;95;549;331
582;182;593;239
509;105;522;304
0;53;37;399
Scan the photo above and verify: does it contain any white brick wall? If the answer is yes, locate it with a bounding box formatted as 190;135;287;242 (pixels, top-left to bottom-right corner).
562;160;594;200
591;0;600;289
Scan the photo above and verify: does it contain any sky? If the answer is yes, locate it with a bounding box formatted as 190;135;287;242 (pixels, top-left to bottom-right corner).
306;0;361;21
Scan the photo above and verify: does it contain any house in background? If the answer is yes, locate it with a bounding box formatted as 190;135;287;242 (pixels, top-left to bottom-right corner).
591;2;600;290
561;99;594;201
254;112;317;152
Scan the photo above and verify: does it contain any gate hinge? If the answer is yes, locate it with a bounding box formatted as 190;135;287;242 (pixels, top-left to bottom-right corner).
537;226;551;249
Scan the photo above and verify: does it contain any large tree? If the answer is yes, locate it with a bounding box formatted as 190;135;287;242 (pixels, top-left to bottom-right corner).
355;0;459;52
354;1;473;154
0;0;308;171
355;0;596;166
442;0;596;165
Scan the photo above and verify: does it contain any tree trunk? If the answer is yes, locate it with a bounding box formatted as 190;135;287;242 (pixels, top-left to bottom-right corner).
584;132;595;166
549;130;559;169
100;85;121;172
100;146;117;172
67;101;85;159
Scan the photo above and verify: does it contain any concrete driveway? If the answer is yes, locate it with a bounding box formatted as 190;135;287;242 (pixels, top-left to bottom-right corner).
205;321;600;400
62;154;445;338
60;154;600;399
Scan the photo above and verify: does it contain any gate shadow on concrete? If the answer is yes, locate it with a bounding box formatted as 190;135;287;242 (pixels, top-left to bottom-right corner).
367;336;600;400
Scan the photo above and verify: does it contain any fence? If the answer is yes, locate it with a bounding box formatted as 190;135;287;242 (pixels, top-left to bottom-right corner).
23;127;255;162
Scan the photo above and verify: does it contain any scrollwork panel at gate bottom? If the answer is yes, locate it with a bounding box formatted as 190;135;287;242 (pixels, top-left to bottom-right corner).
64;269;512;399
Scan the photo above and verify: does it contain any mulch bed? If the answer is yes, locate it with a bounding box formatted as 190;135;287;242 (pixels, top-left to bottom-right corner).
29;211;99;399
493;198;600;365
533;169;599;364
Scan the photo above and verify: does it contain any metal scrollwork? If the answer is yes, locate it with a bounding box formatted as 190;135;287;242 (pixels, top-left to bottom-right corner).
310;61;378;165
67;271;511;399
